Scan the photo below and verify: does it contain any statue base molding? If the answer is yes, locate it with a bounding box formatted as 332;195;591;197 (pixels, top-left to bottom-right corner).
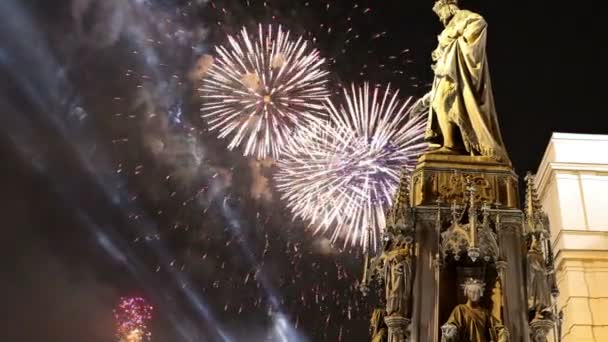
529;319;555;342
384;316;411;342
411;154;519;209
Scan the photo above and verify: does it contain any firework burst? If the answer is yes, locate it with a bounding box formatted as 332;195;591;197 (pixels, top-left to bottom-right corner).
199;24;330;159
276;83;427;251
114;296;154;342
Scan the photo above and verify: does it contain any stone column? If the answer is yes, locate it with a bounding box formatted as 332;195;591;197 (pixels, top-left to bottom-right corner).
498;210;530;342
495;260;511;330
385;315;411;342
410;207;440;342
432;255;442;342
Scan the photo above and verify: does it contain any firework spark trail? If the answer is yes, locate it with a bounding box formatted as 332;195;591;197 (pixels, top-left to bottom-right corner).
200;24;330;159
115;296;154;342
276;83;427;251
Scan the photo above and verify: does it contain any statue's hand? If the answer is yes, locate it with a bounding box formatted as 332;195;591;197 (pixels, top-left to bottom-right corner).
410;93;431;118
497;327;510;342
359;284;370;296
431;48;442;62
421;92;431;106
441;323;458;339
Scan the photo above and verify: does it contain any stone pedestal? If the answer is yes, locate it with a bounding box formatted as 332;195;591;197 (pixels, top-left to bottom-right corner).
385;316;411;342
530;319;555;342
362;152;556;342
408;154;529;342
410;154;519;209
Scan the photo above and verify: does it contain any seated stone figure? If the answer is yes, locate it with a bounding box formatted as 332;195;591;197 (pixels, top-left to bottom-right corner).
441;278;509;342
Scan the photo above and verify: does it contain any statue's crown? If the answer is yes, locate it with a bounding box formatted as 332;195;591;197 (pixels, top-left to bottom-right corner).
462;277;485;290
436;0;458;5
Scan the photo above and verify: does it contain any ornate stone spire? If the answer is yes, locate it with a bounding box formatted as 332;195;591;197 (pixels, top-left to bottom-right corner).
385;170;413;236
523;172;558;341
524;172;548;235
524;173;541;219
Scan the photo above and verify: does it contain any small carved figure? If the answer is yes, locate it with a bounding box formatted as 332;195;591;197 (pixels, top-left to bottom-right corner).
383;236;413;317
526;236;552;321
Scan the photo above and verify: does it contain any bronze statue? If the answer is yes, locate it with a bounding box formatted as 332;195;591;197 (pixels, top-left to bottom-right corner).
441;278;509;342
526;236;552;321
421;0;510;163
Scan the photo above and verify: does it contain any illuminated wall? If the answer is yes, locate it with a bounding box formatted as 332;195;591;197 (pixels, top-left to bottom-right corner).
536;132;608;342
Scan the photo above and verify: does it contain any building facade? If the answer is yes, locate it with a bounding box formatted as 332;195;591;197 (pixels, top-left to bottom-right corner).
536;132;608;342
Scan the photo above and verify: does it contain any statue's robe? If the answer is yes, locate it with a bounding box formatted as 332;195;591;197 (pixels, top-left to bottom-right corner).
371;328;387;342
370;309;388;342
443;304;506;342
383;248;412;317
427;10;510;163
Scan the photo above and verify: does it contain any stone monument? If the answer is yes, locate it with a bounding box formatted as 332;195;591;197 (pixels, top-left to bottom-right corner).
360;1;559;341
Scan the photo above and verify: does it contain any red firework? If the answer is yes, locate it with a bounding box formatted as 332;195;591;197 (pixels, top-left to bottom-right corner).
114;296;154;342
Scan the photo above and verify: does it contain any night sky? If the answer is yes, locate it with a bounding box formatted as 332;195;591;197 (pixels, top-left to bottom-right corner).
1;1;605;341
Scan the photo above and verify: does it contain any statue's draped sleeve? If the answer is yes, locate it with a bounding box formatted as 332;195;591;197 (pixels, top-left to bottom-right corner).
443;304;506;342
490;315;509;342
445;304;465;329
428;10;510;163
527;251;552;312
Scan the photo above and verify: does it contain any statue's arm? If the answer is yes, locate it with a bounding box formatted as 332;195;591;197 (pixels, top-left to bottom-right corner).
529;258;546;272
441;307;462;341
497;327;510;342
409;92;431;118
420;92;431;106
440;323;458;342
491;315;510;342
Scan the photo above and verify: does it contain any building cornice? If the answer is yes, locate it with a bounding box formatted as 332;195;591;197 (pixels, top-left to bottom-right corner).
536;132;608;201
